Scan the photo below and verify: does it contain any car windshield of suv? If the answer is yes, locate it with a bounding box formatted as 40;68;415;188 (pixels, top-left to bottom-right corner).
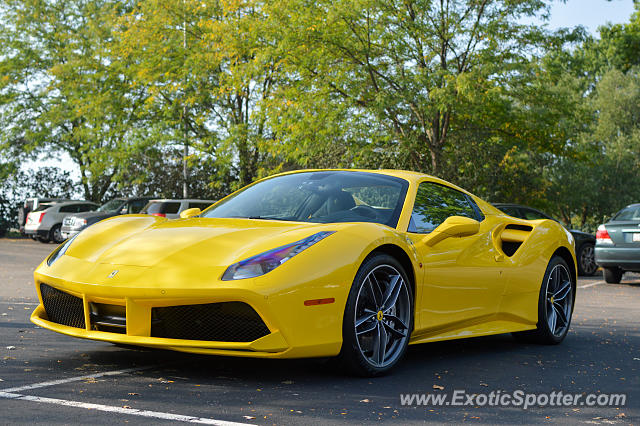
97;199;124;212
613;205;640;221
201;171;409;228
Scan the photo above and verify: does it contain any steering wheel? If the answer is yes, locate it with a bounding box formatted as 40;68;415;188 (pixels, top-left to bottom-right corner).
350;205;378;219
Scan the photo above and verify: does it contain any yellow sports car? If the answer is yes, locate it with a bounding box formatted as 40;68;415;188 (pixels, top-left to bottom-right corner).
32;170;576;376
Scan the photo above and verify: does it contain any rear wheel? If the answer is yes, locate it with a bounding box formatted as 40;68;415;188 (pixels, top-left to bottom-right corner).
577;243;597;276
513;256;574;344
36;235;50;243
339;254;413;376
603;267;623;284
49;224;64;244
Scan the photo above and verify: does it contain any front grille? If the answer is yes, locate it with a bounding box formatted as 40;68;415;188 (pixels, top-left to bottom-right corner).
40;284;85;329
151;302;270;342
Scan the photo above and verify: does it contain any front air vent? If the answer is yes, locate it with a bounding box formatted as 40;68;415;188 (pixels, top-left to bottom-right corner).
40;283;85;329
151;302;270;342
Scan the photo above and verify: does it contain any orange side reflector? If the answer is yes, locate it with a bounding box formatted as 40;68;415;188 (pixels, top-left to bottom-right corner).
304;298;335;306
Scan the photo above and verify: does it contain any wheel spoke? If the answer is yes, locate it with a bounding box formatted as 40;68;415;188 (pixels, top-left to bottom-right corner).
355;313;376;328
382;274;403;311
553;303;568;326
548;305;557;333
553;281;572;301
384;313;408;331
374;322;387;365
356;320;378;336
368;274;383;308
383;320;407;339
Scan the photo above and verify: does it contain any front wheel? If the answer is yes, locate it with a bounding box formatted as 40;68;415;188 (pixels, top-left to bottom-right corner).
513;256;574;344
339;254;413;376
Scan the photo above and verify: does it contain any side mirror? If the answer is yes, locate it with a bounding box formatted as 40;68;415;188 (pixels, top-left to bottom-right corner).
180;208;201;219
421;216;480;247
120;207;128;215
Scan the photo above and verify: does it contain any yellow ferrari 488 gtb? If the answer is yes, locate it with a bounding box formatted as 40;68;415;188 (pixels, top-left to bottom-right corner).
32;170;576;376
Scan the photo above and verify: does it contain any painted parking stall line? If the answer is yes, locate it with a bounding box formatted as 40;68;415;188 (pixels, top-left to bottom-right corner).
0;365;252;425
578;280;604;289
0;366;154;393
0;391;251;425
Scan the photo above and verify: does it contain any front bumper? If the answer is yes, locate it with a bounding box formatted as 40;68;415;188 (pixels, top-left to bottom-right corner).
595;246;640;272
24;228;49;238
60;226;83;240
32;255;346;358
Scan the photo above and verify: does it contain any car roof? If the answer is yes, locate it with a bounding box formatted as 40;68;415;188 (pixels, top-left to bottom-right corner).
147;199;215;203
53;201;98;206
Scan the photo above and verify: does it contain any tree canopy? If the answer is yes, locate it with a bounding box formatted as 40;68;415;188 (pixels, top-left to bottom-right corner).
1;0;639;231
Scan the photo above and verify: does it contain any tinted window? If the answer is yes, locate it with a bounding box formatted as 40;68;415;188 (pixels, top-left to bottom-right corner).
59;205;78;213
128;199;147;214
408;183;479;233
521;208;551;221
201;171;409;228
613;205;640;221
163;202;181;214
79;204;96;212
189;202;212;211
498;206;522;218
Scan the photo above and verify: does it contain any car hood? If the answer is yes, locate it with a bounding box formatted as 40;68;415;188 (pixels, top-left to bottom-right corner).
68;211;118;223
65;215;343;268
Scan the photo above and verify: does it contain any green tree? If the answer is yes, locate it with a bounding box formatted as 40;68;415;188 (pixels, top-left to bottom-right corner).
266;0;576;180
0;0;147;202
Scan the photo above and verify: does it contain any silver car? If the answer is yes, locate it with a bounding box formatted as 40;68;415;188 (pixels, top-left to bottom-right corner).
24;201;99;243
595;203;640;283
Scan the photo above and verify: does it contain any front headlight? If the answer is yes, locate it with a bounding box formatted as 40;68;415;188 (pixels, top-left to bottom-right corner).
46;232;81;266
221;231;335;280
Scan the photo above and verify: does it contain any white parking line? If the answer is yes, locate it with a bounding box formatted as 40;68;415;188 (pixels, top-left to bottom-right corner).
579;280;605;289
0;366;153;393
0;391;250;425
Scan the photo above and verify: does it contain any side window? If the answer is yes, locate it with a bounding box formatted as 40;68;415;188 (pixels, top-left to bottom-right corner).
521;208;550;221
408;182;480;233
128;200;147;214
59;205;76;213
164;202;181;214
500;207;523;219
190;202;212;210
80;204;95;212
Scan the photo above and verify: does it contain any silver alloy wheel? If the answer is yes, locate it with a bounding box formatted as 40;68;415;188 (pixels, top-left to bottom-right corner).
545;264;573;337
353;264;410;368
580;244;597;275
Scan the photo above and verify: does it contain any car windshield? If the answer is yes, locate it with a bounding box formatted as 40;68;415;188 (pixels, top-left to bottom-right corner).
201;171;409;228
613;205;640;221
97;199;124;212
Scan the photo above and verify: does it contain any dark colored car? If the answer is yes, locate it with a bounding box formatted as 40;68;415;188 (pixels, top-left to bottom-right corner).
594;203;640;283
494;203;597;276
60;197;153;239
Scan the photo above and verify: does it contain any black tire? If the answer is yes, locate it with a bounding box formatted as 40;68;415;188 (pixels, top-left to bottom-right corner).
603;267;623;284
512;256;574;344
49;224;64;244
36;235;50;243
338;254;413;377
576;243;597;276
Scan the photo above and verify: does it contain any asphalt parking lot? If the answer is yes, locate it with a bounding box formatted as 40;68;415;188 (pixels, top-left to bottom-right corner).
0;238;638;424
